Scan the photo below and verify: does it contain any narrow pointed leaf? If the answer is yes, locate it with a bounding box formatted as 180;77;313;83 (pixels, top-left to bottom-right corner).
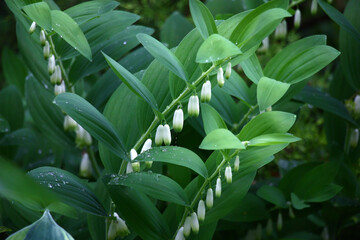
196;34;241;63
22;2;52;31
107;172;189;206
257;77;290;111
200;129;245;150
54;92;128;161
240;54;264;84
189;0;218;39
249;133;300;146
201;103;227;135
102;52;160;114
137;33;188;81
257;185;287;208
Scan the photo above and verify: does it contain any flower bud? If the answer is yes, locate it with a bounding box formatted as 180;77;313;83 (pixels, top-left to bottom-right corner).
130;148;140;172
258;37;269;53
188;95;200;117
266;106;272;112
40;30;46;46
294;9;301;29
43;41;50;59
54;81;66;96
277;212;283;231
48;54;55;74
190;212;199;234
266;218;273;236
126;162;133;174
275;21;287;40
354;95;360;115
29;21;36;34
321;227;329;240
225;165;232;184
76;125;92;147
215;177;221;198
79;152;92;178
183;216;192;237
50;65;62;85
163;124;171;146
64;115;77;131
200;80;211;103
234;156;240;172
255;223;262;240
108;213;130;240
141;138;152;153
197;200;206;222
155;125;164;146
217;67;224;87
206;188;213;209
225;62;232;79
311;0;318;15
289;206;295;219
175;227;185;240
173;109;184;132
350;128;359;148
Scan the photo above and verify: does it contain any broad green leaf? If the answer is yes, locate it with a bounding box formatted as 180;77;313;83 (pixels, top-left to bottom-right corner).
201;103;227;135
189;0;218;39
51;10;92;61
0;117;10;133
22;2;52;31
137;33;188;81
0;86;24;131
53;93;128;161
136;146;208;178
6;210;74;240
290;193;310;210
230;2;290;52
196;34;241;63
240;54;263;84
305;183;342;202
1;47;27;95
238;111;296;140
206;0;244;16
339;0;360;90
107;172;189;206
29;167;107;216
102;52;160;114
257;77;290;111
317;0;360;43
294;85;357;126
200;128;245;150
249;133;300;146
222;71;254;104
256;185;287;208
160;11;194;48
106;185;170;240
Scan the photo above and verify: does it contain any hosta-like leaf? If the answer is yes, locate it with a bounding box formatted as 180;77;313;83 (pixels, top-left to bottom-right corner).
257;77;290;111
22;2;52;31
0;86;24;131
201;103;227;135
200;128;245;150
106;172;189;206
196;34;241;63
249;133;300;146
290;193;310;210
51;10;92;61
53;93;128;161
189;0;218;39
137;33;188;81
7;210;74;240
136;146;208;178
29;167;107;216
240;54;263;84
256;185;287;208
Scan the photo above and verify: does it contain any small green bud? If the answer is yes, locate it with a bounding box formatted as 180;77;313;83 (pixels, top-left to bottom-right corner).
190;212;199;234
79;152;92;178
225;165;232;184
277;212;283;231
206;188;213;209
29;21;36;34
188;95;200;117
311;0;318;15
173;109;184;132
294;9;301;29
197;200;206;222
40;30;46;46
163;124;171;146
183;216;192;237
289;206;295;219
217;67;224;87
225;62;232;79
266;218;273;236
215;177;222;198
200;80;211;103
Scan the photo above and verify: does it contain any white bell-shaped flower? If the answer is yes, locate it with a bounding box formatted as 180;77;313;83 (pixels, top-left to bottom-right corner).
225;165;232;184
141;139;153;168
155;124;164;146
107;213;130;240
40;30;46;46
294;9;301;29
188;95;200;117
48;54;55;74
173;109;184;132
175;227;185;240
277;212;283;231
217;67;224;87
130;148;140;172
79;152;92;178
190;212;199;234
311;0;318;15
64;115;77;131
183;216;192;237
350;128;359;148
200;80;211;103
43;41;50;59
206;188;213;209
54;81;66;96
225;62;232;79
234;155;240;172
197;200;206;222
163;124;171;146
215;177;222;198
29;21;36;34
126;162;133;174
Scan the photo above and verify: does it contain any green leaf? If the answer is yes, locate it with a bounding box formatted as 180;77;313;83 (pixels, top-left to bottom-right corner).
257;77;290;111
0;86;24;131
0;117;10;133
290;193;310;210
136;146;208;178
53;92;128;161
51;10;92;61
256;185;287;208
22;2;52;31
6;210;74;240
106;186;170;240
29;167;107;216
222;71;254;104
238;111;296;140
317;0;360;43
249;133;300;146
189;0;218;39
200;128;245;150
206;0;245;16
137;33;188;81
106;172;189;206
240;54;264;84
230;1;290;52
102;52;160;114
201;103;227;135
196;34;241;63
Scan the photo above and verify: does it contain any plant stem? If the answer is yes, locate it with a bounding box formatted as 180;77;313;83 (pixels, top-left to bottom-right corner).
289;0;306;9
87;146;101;179
232;104;258;132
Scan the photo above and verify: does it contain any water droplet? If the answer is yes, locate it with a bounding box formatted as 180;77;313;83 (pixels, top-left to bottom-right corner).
38;149;42;154
123;41;127;45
